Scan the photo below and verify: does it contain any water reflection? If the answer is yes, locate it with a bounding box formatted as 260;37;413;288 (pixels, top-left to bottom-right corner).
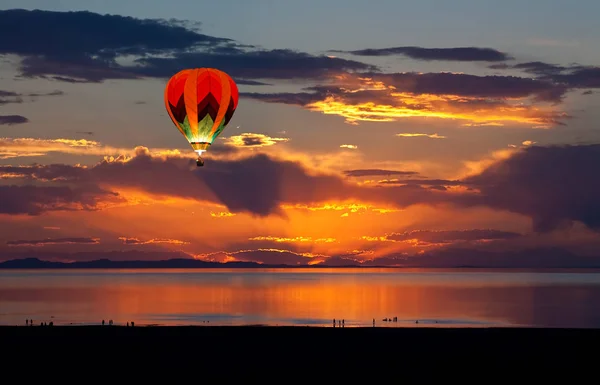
1;268;600;328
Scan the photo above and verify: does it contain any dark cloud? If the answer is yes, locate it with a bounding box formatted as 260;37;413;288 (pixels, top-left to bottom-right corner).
3;144;600;234
0;9;375;83
367;72;567;102
0;115;29;125
333;46;512;62
0;9;229;57
361;247;600;268
6;237;100;246
379;178;466;187
240;91;323;106
463;144;600;232
135;49;376;81
0;250;189;263
344;169;419;177
0;147;431;217
491;61;600;90
0;184;121;215
385;229;522;243
242;72;570;126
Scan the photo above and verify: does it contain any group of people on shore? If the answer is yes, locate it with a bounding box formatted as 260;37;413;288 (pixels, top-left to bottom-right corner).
24;319;136;326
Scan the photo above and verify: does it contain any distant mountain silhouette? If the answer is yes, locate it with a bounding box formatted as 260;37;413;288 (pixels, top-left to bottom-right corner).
0;257;366;269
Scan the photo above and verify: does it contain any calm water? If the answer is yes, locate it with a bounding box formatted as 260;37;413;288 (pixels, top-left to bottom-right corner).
2;268;600;328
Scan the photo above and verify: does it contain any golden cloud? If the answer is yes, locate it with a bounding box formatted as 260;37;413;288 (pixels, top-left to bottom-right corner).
396;133;446;139
118;237;190;245
248;236;337;243
303;76;566;128
0;137;182;159
223;133;290;148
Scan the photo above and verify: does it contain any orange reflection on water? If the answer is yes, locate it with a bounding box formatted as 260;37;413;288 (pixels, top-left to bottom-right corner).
2;268;600;328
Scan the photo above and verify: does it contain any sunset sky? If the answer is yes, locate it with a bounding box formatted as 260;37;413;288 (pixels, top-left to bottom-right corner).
1;1;600;267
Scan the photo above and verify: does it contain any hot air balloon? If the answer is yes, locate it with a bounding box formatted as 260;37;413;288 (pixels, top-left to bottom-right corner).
164;68;239;167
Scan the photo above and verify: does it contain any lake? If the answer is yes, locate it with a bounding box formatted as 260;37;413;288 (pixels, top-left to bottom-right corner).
2;268;600;328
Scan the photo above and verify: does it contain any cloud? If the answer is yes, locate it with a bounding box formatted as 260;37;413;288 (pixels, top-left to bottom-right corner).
118;237;190;245
0;146;435;217
0;9;375;83
0;90;64;127
0;184;121;215
362;247;600;268
244;74;570;127
4;9;593;131
492;61;600;90
203;248;316;265
3;143;600;236
463;144;600;232
343;169;419;177
248;236;337;244
332;46;512;62
339;144;358;149
6;237;100;246
0;115;29;125
136;49;377;81
223;133;290;148
0;137;181;159
384;229;522;243
0;250;190;263
396;133;446;139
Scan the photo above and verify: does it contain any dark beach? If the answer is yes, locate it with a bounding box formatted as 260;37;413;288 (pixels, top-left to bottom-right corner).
1;325;595;376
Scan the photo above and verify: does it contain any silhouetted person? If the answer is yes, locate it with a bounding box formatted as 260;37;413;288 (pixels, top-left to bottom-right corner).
26;319;28;326
342;319;345;328
109;319;113;326
127;322;129;327
373;318;375;327
416;320;419;324
131;321;134;327
338;320;341;327
49;321;53;326
102;320;105;326
333;318;336;327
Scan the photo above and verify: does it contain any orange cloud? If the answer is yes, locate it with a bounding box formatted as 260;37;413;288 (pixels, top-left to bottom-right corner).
118;237;190;245
396;133;446;139
210;211;236;218
306;91;562;127
0;137;183;159
247;74;569;128
339;144;358;149
223;133;289;148
248;236;337;243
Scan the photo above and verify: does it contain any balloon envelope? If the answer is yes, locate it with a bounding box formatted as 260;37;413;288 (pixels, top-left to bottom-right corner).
164;68;239;154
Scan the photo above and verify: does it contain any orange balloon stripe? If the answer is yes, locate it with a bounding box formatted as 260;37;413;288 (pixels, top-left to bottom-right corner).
208;69;232;138
183;69;199;138
195;70;211;102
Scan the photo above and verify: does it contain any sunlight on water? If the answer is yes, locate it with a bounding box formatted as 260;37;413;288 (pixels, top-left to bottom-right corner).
1;268;600;328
